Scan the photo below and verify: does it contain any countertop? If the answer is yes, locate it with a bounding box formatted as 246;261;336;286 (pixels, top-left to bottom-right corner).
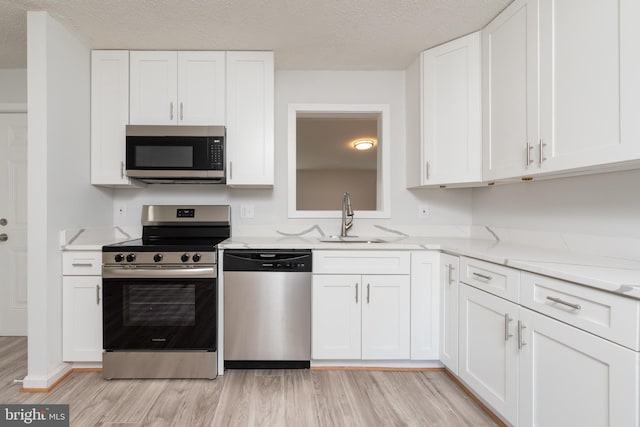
220;236;640;300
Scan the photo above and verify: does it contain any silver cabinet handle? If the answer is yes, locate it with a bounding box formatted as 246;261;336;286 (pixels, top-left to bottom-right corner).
229;161;233;180
526;141;534;166
180;102;184;121
504;313;513;341
472;272;492;281
425;161;430;180
96;285;101;305
546;296;581;310
170;102;174;120
367;283;370;304
518;320;527;350
120;161;125;179
355;283;358;304
72;263;94;267
539;139;547;165
0;218;7;226
447;264;455;285
0;233;7;242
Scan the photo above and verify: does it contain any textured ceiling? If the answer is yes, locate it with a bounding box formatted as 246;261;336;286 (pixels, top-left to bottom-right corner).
0;0;511;70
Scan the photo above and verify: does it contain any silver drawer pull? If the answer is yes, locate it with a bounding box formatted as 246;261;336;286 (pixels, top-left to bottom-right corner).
72;263;94;267
546;296;581;310
355;283;358;304
504;313;513;341
472;272;492;281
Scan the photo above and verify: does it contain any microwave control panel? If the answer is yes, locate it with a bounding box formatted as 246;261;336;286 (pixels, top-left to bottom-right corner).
208;137;224;170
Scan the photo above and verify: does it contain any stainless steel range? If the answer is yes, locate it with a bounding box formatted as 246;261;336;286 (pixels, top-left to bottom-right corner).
101;205;230;379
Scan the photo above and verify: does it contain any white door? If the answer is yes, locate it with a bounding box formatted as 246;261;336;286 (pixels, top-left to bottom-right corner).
62;276;103;362
439;253;459;374
311;274;361;359
459;283;519;425
226;51;274;186
422;32;482;185
518;307;639;427
538;0;640;172
177;51;226;125
410;251;440;360
361;275;410;360
482;0;539;180
0;113;28;336
129;51;178;125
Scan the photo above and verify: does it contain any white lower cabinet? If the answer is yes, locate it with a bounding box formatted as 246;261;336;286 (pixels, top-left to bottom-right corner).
62;276;103;362
410;251;440;360
312;251;411;361
459;283;519;425
439;253;459;374
518;307;639;427
312;274;410;360
458;263;640;426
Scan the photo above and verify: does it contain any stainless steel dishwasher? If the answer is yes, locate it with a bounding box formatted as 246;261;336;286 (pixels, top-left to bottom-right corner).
223;249;312;369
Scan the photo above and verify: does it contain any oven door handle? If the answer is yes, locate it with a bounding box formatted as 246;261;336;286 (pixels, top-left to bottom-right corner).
102;267;216;279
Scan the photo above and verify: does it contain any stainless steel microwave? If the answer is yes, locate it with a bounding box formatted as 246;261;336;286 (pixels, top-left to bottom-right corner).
125;125;225;184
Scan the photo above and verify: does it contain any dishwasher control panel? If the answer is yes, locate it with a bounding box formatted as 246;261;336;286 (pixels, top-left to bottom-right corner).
223;249;312;272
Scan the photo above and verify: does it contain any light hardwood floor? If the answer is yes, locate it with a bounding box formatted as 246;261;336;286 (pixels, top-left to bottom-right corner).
0;337;498;426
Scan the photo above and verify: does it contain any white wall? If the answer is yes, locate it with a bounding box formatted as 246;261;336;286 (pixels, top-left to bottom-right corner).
112;70;473;234
25;11;113;388
472;168;640;238
0;69;27;103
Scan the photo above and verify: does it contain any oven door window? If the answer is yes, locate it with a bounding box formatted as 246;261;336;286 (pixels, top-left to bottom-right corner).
124;284;196;326
103;278;216;351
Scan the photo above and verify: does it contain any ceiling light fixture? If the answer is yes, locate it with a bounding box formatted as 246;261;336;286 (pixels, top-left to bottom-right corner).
353;139;374;150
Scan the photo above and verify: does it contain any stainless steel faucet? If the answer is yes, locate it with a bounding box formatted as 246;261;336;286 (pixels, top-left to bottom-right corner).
341;192;354;237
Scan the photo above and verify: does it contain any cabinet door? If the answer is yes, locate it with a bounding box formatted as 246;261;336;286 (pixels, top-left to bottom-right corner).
130;51;178;125
62;276;103;362
519;308;639;427
459;284;519;425
312;275;361;359
177;51;225;125
361;275;410;360
538;0;640;172
410;252;440;360
422;32;481;186
439;253;459;374
482;0;539;180
91;50;140;187
226;51;274;186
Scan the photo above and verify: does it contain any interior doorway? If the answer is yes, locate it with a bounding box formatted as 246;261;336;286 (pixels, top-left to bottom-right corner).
0;112;28;336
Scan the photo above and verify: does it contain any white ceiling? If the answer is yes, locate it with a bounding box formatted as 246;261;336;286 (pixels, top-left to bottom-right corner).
0;0;511;70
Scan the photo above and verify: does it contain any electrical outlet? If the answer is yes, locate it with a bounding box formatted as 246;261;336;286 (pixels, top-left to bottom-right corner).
418;205;428;217
117;204;127;217
240;204;255;218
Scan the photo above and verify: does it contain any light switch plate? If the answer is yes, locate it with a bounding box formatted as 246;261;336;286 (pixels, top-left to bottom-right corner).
240;204;255;218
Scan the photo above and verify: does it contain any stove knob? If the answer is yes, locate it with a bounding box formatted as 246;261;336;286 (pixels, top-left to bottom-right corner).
181;253;190;262
153;253;163;263
114;253;125;263
192;253;201;262
126;253;136;263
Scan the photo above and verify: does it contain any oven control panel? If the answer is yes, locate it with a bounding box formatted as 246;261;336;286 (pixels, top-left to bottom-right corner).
103;251;216;265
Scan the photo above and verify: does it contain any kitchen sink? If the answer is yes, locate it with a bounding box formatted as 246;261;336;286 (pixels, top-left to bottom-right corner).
318;236;386;243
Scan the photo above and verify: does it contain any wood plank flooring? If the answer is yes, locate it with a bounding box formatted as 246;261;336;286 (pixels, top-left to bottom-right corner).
0;337;498;426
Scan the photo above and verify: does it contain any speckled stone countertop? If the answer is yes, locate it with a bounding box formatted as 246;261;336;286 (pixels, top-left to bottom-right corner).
220;236;640;300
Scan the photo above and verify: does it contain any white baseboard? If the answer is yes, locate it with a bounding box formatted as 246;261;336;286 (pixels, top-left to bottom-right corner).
22;362;73;389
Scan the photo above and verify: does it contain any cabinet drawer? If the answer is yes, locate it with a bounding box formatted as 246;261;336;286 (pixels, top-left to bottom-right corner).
313;251;410;275
459;257;519;302
62;251;102;275
521;272;640;351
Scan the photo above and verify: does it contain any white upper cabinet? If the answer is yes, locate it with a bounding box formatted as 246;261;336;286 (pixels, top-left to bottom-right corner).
538;0;640;173
483;0;640;181
406;32;482;188
129;51;225;125
91;50;142;187
226;51;274;187
482;0;539;181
